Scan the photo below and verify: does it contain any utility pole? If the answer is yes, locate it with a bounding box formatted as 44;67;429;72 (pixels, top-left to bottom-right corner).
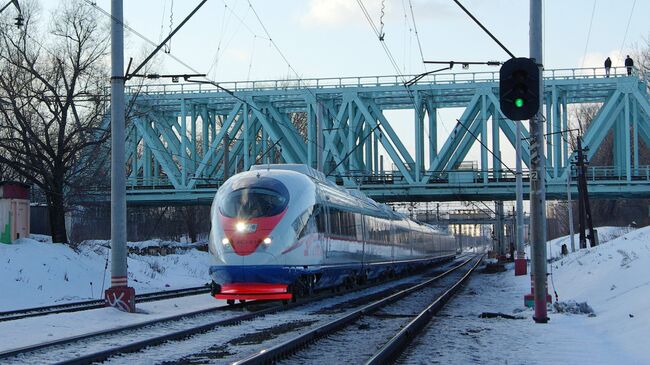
496;201;505;258
576;137;597;248
567;169;576;252
105;0;135;312
514;119;527;275
529;0;548;323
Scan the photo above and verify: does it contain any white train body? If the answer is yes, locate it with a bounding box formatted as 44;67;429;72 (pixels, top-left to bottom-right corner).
208;164;456;301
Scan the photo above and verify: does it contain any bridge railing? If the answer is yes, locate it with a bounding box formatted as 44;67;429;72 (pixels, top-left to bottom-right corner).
123;165;650;189
125;67;640;96
546;66;632;80
125;176;222;189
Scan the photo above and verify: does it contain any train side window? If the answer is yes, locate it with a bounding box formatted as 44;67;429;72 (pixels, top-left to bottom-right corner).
327;208;340;237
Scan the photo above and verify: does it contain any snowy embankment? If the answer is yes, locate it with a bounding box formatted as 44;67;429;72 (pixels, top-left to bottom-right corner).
526;226;634;259
0;237;213;311
547;225;650;361
410;226;649;364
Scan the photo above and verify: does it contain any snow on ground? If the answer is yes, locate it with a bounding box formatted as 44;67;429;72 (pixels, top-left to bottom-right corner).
526;226;634;260
2;226;649;363
0;294;227;352
0;237;214;311
404;225;649;364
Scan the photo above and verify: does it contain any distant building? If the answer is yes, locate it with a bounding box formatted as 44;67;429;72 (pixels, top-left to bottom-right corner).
0;182;30;244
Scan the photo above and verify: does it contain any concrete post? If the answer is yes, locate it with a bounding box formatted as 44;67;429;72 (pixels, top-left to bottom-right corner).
105;0;135;312
530;0;548;323
514;119;527;275
567;171;575;252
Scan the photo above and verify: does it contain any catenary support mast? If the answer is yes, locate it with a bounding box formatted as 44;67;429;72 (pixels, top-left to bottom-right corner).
514;119;526;275
105;0;135;312
530;0;548;323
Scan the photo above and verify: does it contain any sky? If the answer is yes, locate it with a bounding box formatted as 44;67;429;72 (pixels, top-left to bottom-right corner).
28;0;650;172
50;0;645;80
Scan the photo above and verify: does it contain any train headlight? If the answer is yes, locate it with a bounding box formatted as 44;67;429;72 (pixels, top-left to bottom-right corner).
221;237;230;245
235;221;247;232
263;237;272;245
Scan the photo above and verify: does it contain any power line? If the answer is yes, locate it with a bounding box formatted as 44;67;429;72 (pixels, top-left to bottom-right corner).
455;118;516;175
619;0;637;55
246;0;306;88
83;0;326;162
82;0;203;79
407;0;425;67
580;0;597;68
450;0;515;59
356;0;405;82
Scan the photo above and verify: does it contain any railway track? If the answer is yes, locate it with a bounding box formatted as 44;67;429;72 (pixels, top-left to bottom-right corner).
0;285;210;322
235;255;483;364
0;255;476;364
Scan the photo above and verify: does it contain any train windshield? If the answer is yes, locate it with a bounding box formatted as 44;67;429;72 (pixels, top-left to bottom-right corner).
221;187;289;218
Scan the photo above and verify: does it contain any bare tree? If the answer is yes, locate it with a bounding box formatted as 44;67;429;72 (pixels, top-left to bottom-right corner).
0;1;110;243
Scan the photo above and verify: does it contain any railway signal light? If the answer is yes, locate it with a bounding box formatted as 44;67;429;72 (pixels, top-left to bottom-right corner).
499;57;540;120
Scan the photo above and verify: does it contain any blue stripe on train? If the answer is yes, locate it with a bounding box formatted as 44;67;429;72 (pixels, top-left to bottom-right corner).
209;254;454;290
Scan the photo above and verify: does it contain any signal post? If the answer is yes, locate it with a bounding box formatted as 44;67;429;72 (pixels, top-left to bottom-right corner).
498;0;548;323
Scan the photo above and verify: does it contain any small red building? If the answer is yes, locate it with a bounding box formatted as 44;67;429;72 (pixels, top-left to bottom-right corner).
0;181;30;244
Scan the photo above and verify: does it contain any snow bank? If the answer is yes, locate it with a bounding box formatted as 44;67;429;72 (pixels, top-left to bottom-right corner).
549;225;650;360
408;225;650;364
525;226;633;259
0;238;213;311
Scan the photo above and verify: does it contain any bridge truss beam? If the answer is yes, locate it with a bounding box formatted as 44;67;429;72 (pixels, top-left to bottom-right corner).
114;67;650;204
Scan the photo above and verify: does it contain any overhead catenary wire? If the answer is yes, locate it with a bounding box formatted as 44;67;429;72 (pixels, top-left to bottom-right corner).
206;1;259;79
356;0;406;83
379;0;386;41
158;0;168;44
356;0;441;174
89;0;517;186
165;0;174;53
580;0;597;68
13;5;502;219
407;0;425;67
82;0;325;158
357;0;503;191
450;0;515;59
619;0;637;56
455;118;516;175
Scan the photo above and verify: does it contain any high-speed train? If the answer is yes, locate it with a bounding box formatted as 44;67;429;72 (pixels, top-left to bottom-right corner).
208;164;457;303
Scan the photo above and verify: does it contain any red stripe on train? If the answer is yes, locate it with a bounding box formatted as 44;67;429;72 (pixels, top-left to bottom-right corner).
215;283;292;300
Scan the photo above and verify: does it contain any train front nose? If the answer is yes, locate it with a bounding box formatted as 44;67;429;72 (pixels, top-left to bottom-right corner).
219;176;289;256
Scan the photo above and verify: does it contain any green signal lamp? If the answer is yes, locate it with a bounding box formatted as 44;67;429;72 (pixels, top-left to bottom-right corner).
514;98;524;108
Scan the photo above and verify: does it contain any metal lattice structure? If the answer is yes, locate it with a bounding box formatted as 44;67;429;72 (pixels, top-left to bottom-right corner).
116;66;650;204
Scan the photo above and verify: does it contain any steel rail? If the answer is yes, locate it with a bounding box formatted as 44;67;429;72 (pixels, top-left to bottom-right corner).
231;255;480;365
1;256;464;364
365;255;484;364
50;257;455;365
51;303;286;365
0;285;210;322
0;301;240;361
49;273;417;365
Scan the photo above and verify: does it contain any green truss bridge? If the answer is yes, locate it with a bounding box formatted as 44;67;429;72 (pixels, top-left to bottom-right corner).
112;66;650;204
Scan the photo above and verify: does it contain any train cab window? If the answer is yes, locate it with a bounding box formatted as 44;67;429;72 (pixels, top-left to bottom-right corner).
220;187;289;218
314;205;327;233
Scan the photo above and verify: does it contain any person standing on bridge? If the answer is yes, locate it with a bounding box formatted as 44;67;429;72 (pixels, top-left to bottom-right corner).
604;57;612;77
625;55;634;76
